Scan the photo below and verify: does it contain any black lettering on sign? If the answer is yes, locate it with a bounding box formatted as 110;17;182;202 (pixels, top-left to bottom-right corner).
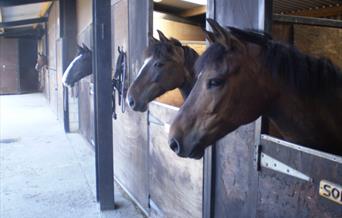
319;180;342;205
322;184;331;197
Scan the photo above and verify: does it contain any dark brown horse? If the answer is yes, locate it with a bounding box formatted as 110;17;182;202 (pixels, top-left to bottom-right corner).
169;19;342;159
126;30;199;112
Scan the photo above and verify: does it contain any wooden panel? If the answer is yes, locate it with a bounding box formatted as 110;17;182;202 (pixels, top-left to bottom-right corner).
149;102;203;218
56;39;64;121
76;0;92;35
49;69;58;115
293;24;342;69
47;2;59;115
111;0;150;212
272;22;292;43
213;124;258;218
48;2;59;71
257;136;342;218
207;0;265;217
153;12;205;41
0;38;19;94
77;24;94;145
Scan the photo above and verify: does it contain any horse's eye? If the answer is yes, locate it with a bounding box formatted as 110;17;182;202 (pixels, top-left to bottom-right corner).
207;78;225;89
154;62;164;68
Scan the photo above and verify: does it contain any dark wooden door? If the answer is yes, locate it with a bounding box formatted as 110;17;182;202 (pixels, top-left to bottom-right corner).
18;38;38;93
0;38;19;94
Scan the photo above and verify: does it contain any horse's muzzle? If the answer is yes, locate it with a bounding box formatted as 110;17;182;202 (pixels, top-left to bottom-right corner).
168;138;181;155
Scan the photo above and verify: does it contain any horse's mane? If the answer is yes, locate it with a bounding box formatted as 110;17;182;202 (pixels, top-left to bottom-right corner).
196;28;342;95
182;46;199;73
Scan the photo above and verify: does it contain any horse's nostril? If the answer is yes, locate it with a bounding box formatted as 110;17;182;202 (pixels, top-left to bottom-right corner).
127;95;135;108
169;138;181;154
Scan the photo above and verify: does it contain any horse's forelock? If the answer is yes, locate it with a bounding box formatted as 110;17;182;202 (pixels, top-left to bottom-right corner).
145;41;182;59
195;43;226;76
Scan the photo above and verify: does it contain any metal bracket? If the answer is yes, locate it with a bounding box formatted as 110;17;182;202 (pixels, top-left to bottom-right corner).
148;113;170;133
260;152;313;182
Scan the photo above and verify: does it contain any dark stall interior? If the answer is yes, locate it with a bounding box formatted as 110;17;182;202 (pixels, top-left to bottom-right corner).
263;0;342;152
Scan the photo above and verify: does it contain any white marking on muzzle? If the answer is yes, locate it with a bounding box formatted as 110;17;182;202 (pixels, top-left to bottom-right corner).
62;54;82;87
126;56;152;107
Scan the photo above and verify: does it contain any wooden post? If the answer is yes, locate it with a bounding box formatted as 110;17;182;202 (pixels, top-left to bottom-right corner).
93;0;115;210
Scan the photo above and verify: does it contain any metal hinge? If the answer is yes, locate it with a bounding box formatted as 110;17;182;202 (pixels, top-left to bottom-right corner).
148;112;170;133
259;151;313;182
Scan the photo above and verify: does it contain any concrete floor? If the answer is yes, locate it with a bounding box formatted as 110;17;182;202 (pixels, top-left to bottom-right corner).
0;93;145;218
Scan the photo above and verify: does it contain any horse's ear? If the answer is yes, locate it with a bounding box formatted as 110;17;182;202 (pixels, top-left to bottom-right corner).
148;32;158;44
82;43;91;52
202;28;216;44
157;30;169;42
206;18;244;50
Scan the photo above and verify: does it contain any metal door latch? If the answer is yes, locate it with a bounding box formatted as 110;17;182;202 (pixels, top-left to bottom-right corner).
260;152;313;182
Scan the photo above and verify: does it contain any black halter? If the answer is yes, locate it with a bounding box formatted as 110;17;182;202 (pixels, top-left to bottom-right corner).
112;46;127;119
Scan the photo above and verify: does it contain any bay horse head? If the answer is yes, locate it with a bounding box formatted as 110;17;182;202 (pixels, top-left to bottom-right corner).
35;53;47;71
62;43;92;88
169;19;342;158
126;30;198;112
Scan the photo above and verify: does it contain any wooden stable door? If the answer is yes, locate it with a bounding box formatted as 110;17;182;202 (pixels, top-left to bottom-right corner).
0;38;19;94
148;102;203;218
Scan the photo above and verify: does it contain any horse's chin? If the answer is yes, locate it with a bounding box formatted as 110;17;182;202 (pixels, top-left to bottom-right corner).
63;81;74;88
188;147;205;159
130;103;148;112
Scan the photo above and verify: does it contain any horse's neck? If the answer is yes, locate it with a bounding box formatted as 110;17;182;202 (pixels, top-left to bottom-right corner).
179;47;198;98
179;76;194;98
267;90;342;153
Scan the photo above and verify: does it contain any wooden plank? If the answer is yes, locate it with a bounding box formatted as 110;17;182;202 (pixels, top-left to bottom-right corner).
148;102;203;218
76;0;92;35
179;5;206;17
273;14;342;28
47;2;58;116
287;5;342;18
93;0;114;210
153;12;205;41
0;0;56;7
76;24;94;145
0;17;47;28
272;22;292;43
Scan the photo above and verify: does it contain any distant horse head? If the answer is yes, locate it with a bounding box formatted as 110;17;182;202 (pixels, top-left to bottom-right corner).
62;43;92;87
169;19;342;159
35;53;47;71
126;30;199;112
